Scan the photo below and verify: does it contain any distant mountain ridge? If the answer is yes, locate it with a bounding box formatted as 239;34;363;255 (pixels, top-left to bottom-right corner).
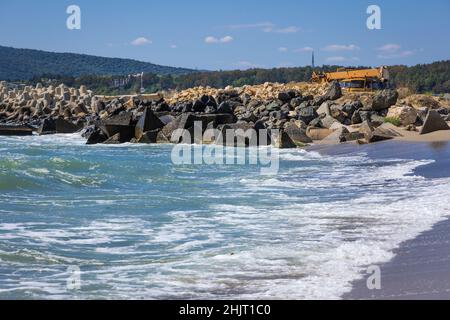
0;45;196;80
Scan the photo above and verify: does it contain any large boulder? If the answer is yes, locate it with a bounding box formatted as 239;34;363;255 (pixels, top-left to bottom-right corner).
318;127;349;145
341;101;363;116
321;115;339;129
192;99;206;113
217;101;233;114
420;110;450;135
103;125;135;142
376;123;403;137
368;89;399;111
217;122;257;147
55;118;82;134
161;113;235;144
317;102;331;116
322;81;342;101
158;114;175;126
103;133;122;144
135;107;164;140
277;91;292;103
358;121;399;143
85;127;108;145
137;130;160;144
283;122;313;146
102;123;136;143
386;105;418;126
298;106;318;125
271;129;297;149
38;118;56;135
102;112;132;126
329;105;347;123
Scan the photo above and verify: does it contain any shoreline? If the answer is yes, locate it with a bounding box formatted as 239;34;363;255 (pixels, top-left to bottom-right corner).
310;139;450;300
1;125;450;299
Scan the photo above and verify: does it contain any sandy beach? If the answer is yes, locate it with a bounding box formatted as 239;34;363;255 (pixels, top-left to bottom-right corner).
310;137;450;300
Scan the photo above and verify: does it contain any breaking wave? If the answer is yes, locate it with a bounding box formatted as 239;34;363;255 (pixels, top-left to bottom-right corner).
0;135;449;299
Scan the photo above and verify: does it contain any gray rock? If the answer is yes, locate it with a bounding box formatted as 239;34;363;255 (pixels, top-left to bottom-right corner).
217;101;233;114
367;89;399;111
277;92;292;102
135;107;164;140
38;118;56;135
55;118;81;134
351;111;362;124
298;106;318;125
321;115;338;129
283;122;313;146
323;81;342;101
137;130;160;144
420;110;450;135
358;120;397;143
317;102;331;116
85;127;108;145
218;122;257;147
103;112;132;126
318;127;349;145
271;129;297;148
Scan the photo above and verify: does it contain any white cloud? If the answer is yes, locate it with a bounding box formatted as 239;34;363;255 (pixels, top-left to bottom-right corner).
377;44;401;53
294;47;314;53
205;36;234;44
264;26;300;34
170;44;178;49
377;44;415;59
378;51;414;59
275;26;301;34
278;47;288;52
221;36;234;43
323;44;360;52
131;37;152;46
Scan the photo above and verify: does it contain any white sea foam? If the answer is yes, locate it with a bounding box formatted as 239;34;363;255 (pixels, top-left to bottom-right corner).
1;138;449;300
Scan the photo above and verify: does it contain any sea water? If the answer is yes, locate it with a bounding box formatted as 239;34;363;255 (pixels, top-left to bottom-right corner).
0;133;449;299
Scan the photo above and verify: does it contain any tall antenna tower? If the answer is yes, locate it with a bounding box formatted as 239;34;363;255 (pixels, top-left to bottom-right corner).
140;72;145;94
312;51;315;69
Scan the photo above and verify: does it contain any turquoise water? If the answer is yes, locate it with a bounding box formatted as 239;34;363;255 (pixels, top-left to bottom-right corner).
0;134;449;299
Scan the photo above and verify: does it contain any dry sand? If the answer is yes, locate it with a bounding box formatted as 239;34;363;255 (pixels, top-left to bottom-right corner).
394;128;450;143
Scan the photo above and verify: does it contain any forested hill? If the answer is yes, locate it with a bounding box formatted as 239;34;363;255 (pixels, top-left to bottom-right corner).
0;45;196;80
388;61;450;94
4;44;448;94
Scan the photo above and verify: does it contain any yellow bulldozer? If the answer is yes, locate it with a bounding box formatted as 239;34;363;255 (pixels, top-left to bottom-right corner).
311;66;390;92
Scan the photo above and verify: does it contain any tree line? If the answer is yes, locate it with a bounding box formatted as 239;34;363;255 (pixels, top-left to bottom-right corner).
26;60;450;95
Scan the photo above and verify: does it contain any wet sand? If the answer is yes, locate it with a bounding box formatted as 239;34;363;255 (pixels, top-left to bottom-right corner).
309;139;450;300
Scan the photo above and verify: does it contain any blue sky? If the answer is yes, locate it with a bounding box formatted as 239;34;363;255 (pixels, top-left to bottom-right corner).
0;0;449;70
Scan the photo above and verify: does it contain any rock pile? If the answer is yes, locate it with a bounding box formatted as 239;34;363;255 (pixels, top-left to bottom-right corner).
0;81;95;132
1;80;449;148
